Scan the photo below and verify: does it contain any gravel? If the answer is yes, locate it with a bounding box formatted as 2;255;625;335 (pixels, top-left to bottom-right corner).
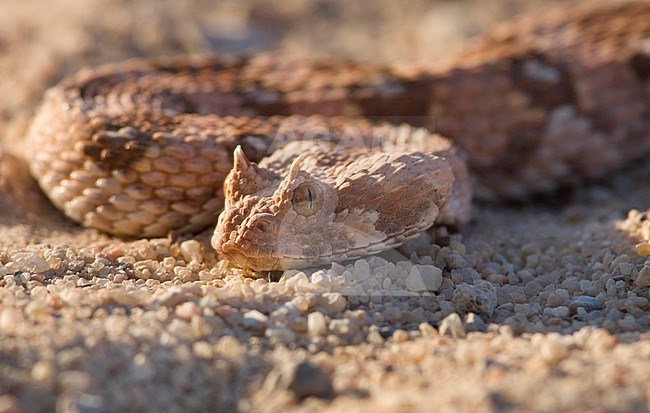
1;0;650;412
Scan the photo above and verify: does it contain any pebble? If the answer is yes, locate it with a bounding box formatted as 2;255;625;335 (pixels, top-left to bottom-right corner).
180;240;203;262
464;313;487;332
318;292;346;312
376;323;398;339
569;296;602;312
175;301;200;321
539;335;570;364
307;312;328;336
404;265;443;292
56;393;104;413
635;266;650;288
11;252;51;274
192;341;214;359
31;361;55;382
635;242;650;257
271;361;334;400
547;306;570;318
266;327;296;344
0;395;19;413
452;281;498;316
439;313;466;338
418;322;438;338
58;370;91;392
352;259;371;282
242;310;268;332
215;336;243;360
392;329;410;342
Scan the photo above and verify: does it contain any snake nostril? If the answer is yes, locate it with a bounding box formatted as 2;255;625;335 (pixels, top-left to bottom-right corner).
254;218;271;232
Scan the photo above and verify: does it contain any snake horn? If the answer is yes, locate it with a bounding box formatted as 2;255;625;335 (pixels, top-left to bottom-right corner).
232;145;251;173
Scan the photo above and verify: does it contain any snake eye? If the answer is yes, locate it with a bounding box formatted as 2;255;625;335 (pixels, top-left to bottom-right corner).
292;183;323;216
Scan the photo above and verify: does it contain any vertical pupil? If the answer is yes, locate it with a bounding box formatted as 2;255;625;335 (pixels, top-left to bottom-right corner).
307;188;313;208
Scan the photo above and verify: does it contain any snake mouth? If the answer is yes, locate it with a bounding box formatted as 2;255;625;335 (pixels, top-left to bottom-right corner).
215;241;285;271
215;242;250;267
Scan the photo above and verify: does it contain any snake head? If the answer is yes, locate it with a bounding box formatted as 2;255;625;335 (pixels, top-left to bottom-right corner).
213;147;343;271
212;142;456;271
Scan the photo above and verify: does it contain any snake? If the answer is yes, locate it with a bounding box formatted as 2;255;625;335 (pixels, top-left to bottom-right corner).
24;1;650;271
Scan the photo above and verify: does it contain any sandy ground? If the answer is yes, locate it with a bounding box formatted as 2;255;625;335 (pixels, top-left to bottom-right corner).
1;1;649;412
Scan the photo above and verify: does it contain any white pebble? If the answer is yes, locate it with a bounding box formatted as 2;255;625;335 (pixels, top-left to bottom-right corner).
540;335;569;364
319;292;346;312
180;240;203;261
307;312;328;336
11;252;51;274
439;313;466;338
352;260;371;282
310;271;331;289
175;301;199;321
242;310;268;331
404;265;443;292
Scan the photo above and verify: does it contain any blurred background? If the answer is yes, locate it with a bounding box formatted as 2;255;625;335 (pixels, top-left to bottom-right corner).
0;0;567;148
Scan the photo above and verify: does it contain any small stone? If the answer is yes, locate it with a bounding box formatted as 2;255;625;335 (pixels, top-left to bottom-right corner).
619;262;634;276
445;253;468;269
58;370;91;392
464;312;487;332
0;309;20;334
31;361;55;382
569;296;602;312
102;289;153;307
452;281;498;316
548;306;570;318
307;312;328;336
635;242;650;257
242;310;268;332
546;292;565;307
635;266;650;288
419;322;438;337
175;301;200;321
216;336;243;360
382;306;402;323
439;313;466;338
154;288;189;307
392;329;409;342
266;327;295;344
11;252;51;273
180;239;203;262
113;273;128;283
274;361;334;400
352;260;371;282
192;341;214;359
0;395;19;413
318;292;346;312
376;323;398;339
540;335;569;364
105;315;128;338
618;315;638;331
310;271;331;288
55;392;103;413
328;319;350;335
404;265;443;292
132;353;155;380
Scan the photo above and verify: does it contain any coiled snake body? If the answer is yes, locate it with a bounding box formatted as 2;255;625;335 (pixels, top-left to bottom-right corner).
26;1;650;270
